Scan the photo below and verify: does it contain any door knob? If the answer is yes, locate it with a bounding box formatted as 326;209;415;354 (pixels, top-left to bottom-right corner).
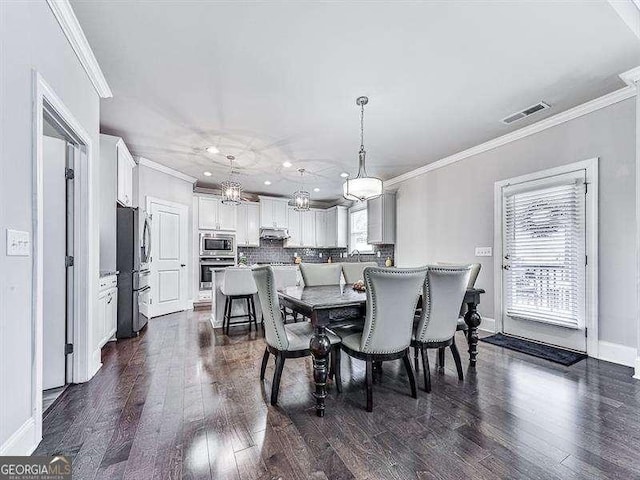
181;264;186;267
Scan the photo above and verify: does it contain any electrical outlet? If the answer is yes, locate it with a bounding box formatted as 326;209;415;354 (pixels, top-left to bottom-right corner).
319;252;323;258
377;251;381;258
6;229;30;256
475;246;492;257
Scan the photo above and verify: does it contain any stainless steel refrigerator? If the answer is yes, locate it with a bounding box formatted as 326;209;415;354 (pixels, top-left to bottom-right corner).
116;206;149;338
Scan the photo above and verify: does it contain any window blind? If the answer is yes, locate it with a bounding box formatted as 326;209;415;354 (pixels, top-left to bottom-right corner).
503;173;586;329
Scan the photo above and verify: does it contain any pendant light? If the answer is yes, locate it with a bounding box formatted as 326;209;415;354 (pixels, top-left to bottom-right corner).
221;155;242;205
342;96;383;202
293;168;310;211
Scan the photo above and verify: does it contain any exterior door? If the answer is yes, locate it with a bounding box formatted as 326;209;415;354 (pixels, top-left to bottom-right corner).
149;198;189;317
501;169;587;352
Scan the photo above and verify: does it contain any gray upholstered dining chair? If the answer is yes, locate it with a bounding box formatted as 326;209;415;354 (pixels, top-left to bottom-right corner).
341;261;378;284
334;266;427;412
299;263;342;286
252;265;341;406
412;265;471;392
432;262;481;370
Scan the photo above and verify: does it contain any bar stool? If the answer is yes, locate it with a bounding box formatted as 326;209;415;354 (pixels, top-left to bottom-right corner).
221;267;258;334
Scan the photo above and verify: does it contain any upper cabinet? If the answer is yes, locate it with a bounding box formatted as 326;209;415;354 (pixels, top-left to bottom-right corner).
198;196;237;231
287;208;316;248
325;206;348;248
315;210;327;248
116;140;135;207
236;202;260;247
367;192;396;244
259;196;289;229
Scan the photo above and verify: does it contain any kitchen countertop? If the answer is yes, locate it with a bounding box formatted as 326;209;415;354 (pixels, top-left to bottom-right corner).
99;270;119;278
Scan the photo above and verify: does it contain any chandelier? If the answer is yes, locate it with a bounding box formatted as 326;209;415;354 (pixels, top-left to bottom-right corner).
293;168;310;211
342;96;383;202
221;155;242;205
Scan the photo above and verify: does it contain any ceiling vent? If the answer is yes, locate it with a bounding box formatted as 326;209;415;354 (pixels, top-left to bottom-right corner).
501;102;550;125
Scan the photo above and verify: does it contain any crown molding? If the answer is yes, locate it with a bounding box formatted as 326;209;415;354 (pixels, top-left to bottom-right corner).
46;0;113;98
385;86;636;188
138;157;198;184
607;0;640;40
620;66;640;86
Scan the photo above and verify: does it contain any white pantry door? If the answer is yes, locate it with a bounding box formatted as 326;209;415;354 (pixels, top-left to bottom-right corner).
501;169;587;352
148;198;189;317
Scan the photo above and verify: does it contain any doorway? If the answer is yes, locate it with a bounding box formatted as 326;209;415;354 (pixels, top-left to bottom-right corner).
41;116;76;411
146;197;189;317
494;159;598;354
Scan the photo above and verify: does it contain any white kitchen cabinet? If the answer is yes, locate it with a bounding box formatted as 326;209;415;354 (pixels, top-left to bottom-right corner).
315;210;327;247
326;205;348;248
97;275;117;349
198;196;237;230
236;202;260;247
286;208;317;248
259;196;289;229
218;201;237;230
301;210;316;247
367;192;396;244
116;140;135;207
286;208;302;247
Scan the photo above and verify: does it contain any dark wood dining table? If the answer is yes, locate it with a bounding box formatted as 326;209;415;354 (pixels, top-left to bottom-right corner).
278;284;485;417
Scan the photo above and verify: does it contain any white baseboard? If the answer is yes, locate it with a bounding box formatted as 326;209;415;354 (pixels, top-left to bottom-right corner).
209;313;222;329
597;341;637;368
90;348;102;378
633;357;640;380
478;316;496;333
186;299;194;310
0;417;37;456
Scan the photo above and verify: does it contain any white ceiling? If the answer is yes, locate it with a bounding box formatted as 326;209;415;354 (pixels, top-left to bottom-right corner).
71;1;640;202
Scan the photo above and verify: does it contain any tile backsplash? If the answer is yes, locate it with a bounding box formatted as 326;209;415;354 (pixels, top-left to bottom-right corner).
237;239;394;267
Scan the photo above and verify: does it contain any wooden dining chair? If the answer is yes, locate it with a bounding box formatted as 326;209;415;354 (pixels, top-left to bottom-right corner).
412;265;471;392
252;265;341;405
334;266;426;412
299;263;342;286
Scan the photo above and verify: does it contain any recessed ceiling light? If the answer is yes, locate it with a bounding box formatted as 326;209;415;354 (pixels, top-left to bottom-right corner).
264;180;272;185
206;146;219;154
340;172;349;178
313;188;320;192
203;171;212;176
282;161;292;168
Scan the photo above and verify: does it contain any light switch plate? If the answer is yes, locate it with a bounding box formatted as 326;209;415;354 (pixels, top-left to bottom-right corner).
7;229;31;256
475;246;492;257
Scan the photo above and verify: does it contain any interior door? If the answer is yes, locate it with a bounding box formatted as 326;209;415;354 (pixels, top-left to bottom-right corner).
149;198;189;317
42;136;67;390
501;169;587;352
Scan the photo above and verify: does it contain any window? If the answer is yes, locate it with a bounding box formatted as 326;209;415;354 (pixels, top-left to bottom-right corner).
349;208;373;253
503;170;586;329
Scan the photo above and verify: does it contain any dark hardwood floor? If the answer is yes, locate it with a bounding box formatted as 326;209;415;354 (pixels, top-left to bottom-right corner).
35;310;640;479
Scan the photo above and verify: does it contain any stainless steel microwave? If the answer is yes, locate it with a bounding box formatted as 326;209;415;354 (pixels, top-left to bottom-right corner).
200;232;236;258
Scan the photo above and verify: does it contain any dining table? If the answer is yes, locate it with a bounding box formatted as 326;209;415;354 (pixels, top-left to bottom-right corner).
278;284;485;417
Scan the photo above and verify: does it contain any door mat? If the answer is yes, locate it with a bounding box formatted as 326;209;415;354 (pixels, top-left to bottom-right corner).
480;333;586;366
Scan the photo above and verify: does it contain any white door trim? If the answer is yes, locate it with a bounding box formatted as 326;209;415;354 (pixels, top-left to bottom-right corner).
146;196;190;316
493;158;599;356
29;71;95;453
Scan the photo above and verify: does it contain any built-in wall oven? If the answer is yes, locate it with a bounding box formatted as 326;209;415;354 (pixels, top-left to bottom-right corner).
200;232;236;258
200;257;235;290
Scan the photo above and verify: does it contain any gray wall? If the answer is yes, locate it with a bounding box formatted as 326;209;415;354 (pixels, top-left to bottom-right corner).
0;2;100;449
99;135;118;271
395;98;636;348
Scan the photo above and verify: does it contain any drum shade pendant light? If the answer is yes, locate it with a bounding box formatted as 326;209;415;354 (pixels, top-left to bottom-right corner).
221;155;242;205
293;168;310;211
342;96;383;202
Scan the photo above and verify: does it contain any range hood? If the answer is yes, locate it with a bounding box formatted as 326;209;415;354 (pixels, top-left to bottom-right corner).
260;228;290;240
